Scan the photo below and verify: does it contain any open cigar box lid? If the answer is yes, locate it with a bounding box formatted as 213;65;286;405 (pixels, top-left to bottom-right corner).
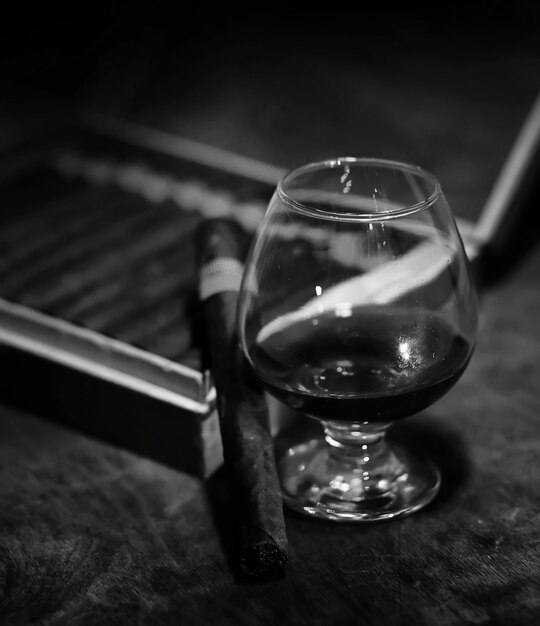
455;92;540;280
0;94;538;477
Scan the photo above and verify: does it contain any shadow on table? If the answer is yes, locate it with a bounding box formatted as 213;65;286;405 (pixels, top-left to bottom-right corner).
388;414;473;507
203;468;243;580
204;411;473;579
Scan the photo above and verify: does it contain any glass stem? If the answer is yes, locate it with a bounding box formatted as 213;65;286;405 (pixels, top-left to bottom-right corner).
323;420;394;472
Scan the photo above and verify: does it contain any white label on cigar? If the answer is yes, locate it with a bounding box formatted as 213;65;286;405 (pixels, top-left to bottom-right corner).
199;258;245;300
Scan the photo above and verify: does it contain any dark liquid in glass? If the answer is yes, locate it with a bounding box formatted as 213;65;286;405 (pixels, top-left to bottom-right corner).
250;307;472;423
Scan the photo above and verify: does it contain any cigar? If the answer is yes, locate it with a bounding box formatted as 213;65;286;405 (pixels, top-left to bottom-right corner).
196;218;288;579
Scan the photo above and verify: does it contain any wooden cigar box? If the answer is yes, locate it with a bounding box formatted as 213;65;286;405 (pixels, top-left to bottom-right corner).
0;118;280;477
0;96;538;477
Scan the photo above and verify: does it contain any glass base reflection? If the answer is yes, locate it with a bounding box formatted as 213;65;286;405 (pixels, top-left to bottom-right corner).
278;438;441;522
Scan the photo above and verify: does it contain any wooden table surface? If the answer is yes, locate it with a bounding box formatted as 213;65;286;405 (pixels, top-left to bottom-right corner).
0;4;539;625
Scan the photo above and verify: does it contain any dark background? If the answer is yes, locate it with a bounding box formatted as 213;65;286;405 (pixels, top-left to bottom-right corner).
1;1;539;228
1;1;538;98
0;4;538;154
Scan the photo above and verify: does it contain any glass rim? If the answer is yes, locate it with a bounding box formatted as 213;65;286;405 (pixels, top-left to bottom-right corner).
277;157;442;222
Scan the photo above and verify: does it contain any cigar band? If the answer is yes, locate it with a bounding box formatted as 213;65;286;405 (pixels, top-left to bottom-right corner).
199;257;245;300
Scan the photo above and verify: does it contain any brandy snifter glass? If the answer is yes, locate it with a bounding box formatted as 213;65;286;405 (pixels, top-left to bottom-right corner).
237;158;478;522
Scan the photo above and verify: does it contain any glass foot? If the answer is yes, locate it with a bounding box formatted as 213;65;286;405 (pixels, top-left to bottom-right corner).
278;437;440;522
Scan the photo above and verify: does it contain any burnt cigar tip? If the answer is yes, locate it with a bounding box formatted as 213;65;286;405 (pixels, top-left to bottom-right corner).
240;543;288;579
240;527;288;579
